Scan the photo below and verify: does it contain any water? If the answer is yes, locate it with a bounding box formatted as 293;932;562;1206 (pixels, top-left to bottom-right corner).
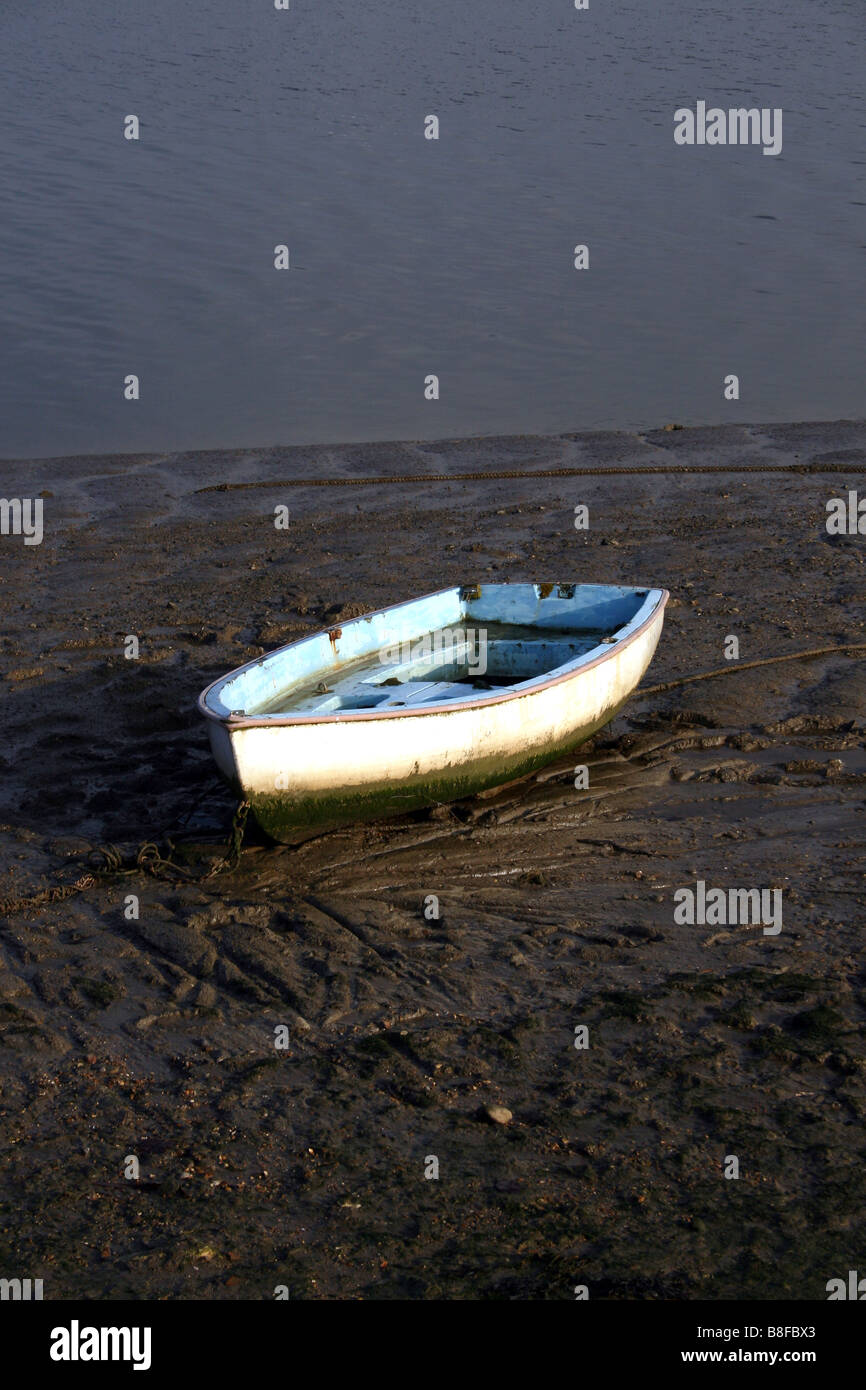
1;0;863;460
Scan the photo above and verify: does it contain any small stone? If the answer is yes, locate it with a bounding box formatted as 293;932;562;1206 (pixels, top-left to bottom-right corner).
484;1104;513;1126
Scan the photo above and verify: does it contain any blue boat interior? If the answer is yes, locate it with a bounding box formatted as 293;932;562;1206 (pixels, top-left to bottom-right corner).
206;583;659;719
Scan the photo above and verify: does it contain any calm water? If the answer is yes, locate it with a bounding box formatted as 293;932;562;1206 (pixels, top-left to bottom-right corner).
0;0;863;459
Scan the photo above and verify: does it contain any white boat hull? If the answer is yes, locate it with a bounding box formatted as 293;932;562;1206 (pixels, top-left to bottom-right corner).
199;584;668;842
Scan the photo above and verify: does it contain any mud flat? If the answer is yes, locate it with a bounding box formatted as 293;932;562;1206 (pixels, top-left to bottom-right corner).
0;420;864;1300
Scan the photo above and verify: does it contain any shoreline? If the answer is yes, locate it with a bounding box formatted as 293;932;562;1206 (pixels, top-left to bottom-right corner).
3;415;865;471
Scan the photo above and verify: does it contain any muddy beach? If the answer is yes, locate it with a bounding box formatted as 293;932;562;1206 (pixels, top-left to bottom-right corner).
1;420;864;1300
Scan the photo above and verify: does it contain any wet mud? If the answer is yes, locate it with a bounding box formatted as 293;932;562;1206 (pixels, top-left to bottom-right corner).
0;421;864;1299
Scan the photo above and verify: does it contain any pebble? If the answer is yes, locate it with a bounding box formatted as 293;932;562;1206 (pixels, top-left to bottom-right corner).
485;1104;513;1126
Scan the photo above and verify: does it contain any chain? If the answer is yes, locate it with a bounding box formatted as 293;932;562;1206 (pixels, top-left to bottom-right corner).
203;799;251;878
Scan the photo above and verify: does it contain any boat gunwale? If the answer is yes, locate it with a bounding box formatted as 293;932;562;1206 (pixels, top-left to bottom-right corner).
197;585;669;729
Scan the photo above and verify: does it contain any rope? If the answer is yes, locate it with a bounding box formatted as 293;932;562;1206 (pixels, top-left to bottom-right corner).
195;460;866;494
0;799;252;919
641;644;866;696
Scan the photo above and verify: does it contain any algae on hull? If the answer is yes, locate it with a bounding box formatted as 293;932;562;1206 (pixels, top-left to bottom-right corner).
249;699;627;843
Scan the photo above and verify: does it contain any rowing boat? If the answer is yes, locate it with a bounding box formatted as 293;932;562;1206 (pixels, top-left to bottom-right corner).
197;582;668;843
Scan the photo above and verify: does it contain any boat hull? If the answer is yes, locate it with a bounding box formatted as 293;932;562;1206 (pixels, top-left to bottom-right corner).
201;589;666;843
216;698;631;842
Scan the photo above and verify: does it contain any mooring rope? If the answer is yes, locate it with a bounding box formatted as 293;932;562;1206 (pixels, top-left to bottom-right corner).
195;460;866;493
0;800;251;919
640;643;866;696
